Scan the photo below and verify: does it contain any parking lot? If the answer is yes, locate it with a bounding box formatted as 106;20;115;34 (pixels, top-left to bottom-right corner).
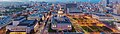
67;15;113;34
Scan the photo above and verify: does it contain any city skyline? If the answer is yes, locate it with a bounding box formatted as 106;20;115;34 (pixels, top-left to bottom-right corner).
0;0;101;2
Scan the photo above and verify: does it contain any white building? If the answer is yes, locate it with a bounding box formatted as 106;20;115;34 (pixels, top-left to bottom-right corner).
0;8;6;12
109;0;120;3
6;16;37;34
58;9;64;17
100;0;120;7
92;13;114;21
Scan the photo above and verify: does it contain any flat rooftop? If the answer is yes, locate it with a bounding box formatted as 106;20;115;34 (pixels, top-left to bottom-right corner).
13;16;25;21
17;20;37;27
29;14;43;17
0;16;9;20
66;3;77;8
112;13;120;16
0;16;11;25
68;8;82;13
15;12;22;15
95;13;113;17
0;16;11;29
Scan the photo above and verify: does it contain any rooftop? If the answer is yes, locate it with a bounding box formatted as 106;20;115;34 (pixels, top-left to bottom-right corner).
52;16;71;24
68;8;82;13
66;3;77;8
0;16;11;28
112;13;120;16
30;14;43;17
13;16;25;21
15;12;22;15
64;32;83;34
17;20;37;27
95;13;113;17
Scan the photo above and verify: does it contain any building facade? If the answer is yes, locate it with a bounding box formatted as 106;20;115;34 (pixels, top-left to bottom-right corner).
113;4;120;14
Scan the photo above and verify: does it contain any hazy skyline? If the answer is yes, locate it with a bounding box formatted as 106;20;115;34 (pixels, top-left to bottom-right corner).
0;0;101;2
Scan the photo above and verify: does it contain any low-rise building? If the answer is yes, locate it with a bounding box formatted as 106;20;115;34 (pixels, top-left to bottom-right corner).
27;14;43;21
67;8;82;15
12;16;26;26
51;16;72;31
6;19;37;34
92;13;114;21
113;4;120;14
112;14;120;21
0;16;11;29
0;8;6;12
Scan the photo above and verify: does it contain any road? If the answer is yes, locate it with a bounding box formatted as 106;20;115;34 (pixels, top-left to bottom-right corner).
42;16;51;34
35;15;51;34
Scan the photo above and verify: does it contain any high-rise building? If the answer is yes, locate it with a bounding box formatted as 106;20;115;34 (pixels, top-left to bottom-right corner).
113;4;120;14
101;0;120;7
101;0;107;7
107;0;109;4
109;0;120;3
